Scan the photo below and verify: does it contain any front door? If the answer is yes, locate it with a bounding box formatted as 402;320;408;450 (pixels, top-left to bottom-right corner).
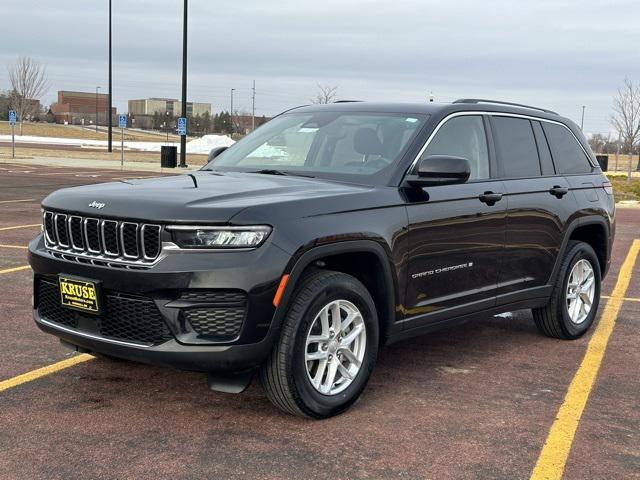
403;114;507;326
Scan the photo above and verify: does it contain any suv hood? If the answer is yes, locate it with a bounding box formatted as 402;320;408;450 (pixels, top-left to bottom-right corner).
41;171;374;223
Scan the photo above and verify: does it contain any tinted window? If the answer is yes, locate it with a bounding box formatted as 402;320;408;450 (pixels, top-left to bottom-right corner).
420;115;489;180
542;123;592;174
492;116;541;178
532;121;555;175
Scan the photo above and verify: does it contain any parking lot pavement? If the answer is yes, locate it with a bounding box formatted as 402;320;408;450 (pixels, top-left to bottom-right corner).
0;163;638;480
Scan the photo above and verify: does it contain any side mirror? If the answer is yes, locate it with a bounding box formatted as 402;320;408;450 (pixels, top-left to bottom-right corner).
208;146;229;162
405;155;471;187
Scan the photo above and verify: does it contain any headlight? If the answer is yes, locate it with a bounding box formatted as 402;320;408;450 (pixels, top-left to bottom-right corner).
167;225;272;249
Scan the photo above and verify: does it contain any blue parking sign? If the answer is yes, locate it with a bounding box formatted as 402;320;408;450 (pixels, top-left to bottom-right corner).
118;114;127;129
177;117;187;136
9;110;17;126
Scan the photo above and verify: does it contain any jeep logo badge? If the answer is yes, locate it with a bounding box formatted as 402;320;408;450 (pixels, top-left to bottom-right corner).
88;201;106;209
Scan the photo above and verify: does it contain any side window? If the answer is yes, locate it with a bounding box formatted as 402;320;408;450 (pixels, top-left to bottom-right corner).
421;116;489;180
492;116;541;178
542;123;593;174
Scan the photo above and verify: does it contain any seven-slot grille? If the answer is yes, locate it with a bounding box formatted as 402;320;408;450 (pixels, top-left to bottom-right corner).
43;211;161;266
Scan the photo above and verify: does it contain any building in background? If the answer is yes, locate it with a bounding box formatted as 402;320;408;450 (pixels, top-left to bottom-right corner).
128;98;211;129
232;114;271;134
49;91;116;125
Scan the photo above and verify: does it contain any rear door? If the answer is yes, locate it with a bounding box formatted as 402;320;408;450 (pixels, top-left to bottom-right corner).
403;114;507;325
491;115;577;302
541;121;601;206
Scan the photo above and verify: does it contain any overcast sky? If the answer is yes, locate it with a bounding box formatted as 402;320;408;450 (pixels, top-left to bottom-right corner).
1;0;639;135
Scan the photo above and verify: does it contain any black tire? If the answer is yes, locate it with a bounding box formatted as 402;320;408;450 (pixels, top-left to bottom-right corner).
532;240;601;339
260;270;379;418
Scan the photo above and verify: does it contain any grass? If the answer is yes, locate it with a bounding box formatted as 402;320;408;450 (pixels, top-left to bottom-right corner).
0;121;184;142
0;146;208;166
609;175;640;202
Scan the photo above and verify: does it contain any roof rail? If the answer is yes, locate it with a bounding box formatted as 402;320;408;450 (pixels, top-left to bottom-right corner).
333;100;363;103
452;98;558;115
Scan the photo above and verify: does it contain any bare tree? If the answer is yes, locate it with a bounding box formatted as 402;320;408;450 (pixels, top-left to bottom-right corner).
588;133;608;154
611;78;640;169
311;84;338;104
8;56;50;135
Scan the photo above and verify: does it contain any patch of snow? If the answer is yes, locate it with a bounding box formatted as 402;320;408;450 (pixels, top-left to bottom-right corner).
0;133;235;155
183;135;235;154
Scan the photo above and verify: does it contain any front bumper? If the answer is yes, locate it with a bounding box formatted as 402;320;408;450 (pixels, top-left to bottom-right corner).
35;309;277;372
29;234;292;372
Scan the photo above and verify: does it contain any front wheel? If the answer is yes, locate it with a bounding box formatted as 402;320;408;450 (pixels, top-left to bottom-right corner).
260;270;379;418
533;241;601;339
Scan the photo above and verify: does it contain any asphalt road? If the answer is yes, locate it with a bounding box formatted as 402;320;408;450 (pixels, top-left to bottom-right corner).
0;161;638;480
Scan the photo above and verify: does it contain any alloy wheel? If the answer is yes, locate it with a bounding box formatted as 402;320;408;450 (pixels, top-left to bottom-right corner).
304;299;367;395
566;259;596;325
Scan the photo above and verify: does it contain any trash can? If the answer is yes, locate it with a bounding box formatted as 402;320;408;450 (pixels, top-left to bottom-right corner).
595;154;608;172
161;146;177;168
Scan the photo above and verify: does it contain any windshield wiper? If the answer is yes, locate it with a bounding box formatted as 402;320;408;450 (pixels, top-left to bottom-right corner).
250;169;315;178
250;169;289;176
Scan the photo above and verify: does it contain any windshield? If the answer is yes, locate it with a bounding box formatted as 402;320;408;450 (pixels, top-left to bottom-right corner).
204;111;427;184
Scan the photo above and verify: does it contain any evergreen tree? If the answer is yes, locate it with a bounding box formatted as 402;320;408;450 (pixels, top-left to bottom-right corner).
0;92;11;120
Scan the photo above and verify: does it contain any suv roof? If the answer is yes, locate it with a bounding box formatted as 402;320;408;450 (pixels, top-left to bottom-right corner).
290;99;565;124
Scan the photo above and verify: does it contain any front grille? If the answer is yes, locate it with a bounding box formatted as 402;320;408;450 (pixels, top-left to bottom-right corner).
37;279;173;346
86;218;101;253
121;223;139;258
55;214;69;247
69;216;84;250
179;289;247;340
102;220;119;255
42;211;161;267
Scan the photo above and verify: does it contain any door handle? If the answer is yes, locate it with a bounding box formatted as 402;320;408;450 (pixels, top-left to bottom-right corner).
479;191;503;206
549;186;569;198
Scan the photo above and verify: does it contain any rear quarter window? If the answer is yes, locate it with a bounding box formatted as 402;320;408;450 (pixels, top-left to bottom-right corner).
542;123;593;174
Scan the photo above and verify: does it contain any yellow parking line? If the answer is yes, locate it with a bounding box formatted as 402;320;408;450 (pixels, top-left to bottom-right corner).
530;239;640;480
602;295;640;303
0;265;31;274
0;244;28;249
0;198;35;204
0;354;94;393
0;224;40;231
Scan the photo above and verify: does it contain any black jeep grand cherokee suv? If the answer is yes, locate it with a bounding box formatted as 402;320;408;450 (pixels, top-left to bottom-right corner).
29;99;614;418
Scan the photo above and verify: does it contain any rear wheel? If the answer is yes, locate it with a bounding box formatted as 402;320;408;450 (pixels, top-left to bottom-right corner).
533;241;601;339
260;270;379;418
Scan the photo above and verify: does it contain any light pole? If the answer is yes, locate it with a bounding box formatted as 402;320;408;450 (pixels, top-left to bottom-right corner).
230;88;235;135
166;111;170;144
108;0;113;152
580;105;585;130
95;86;101;132
252;80;256;131
178;0;188;168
